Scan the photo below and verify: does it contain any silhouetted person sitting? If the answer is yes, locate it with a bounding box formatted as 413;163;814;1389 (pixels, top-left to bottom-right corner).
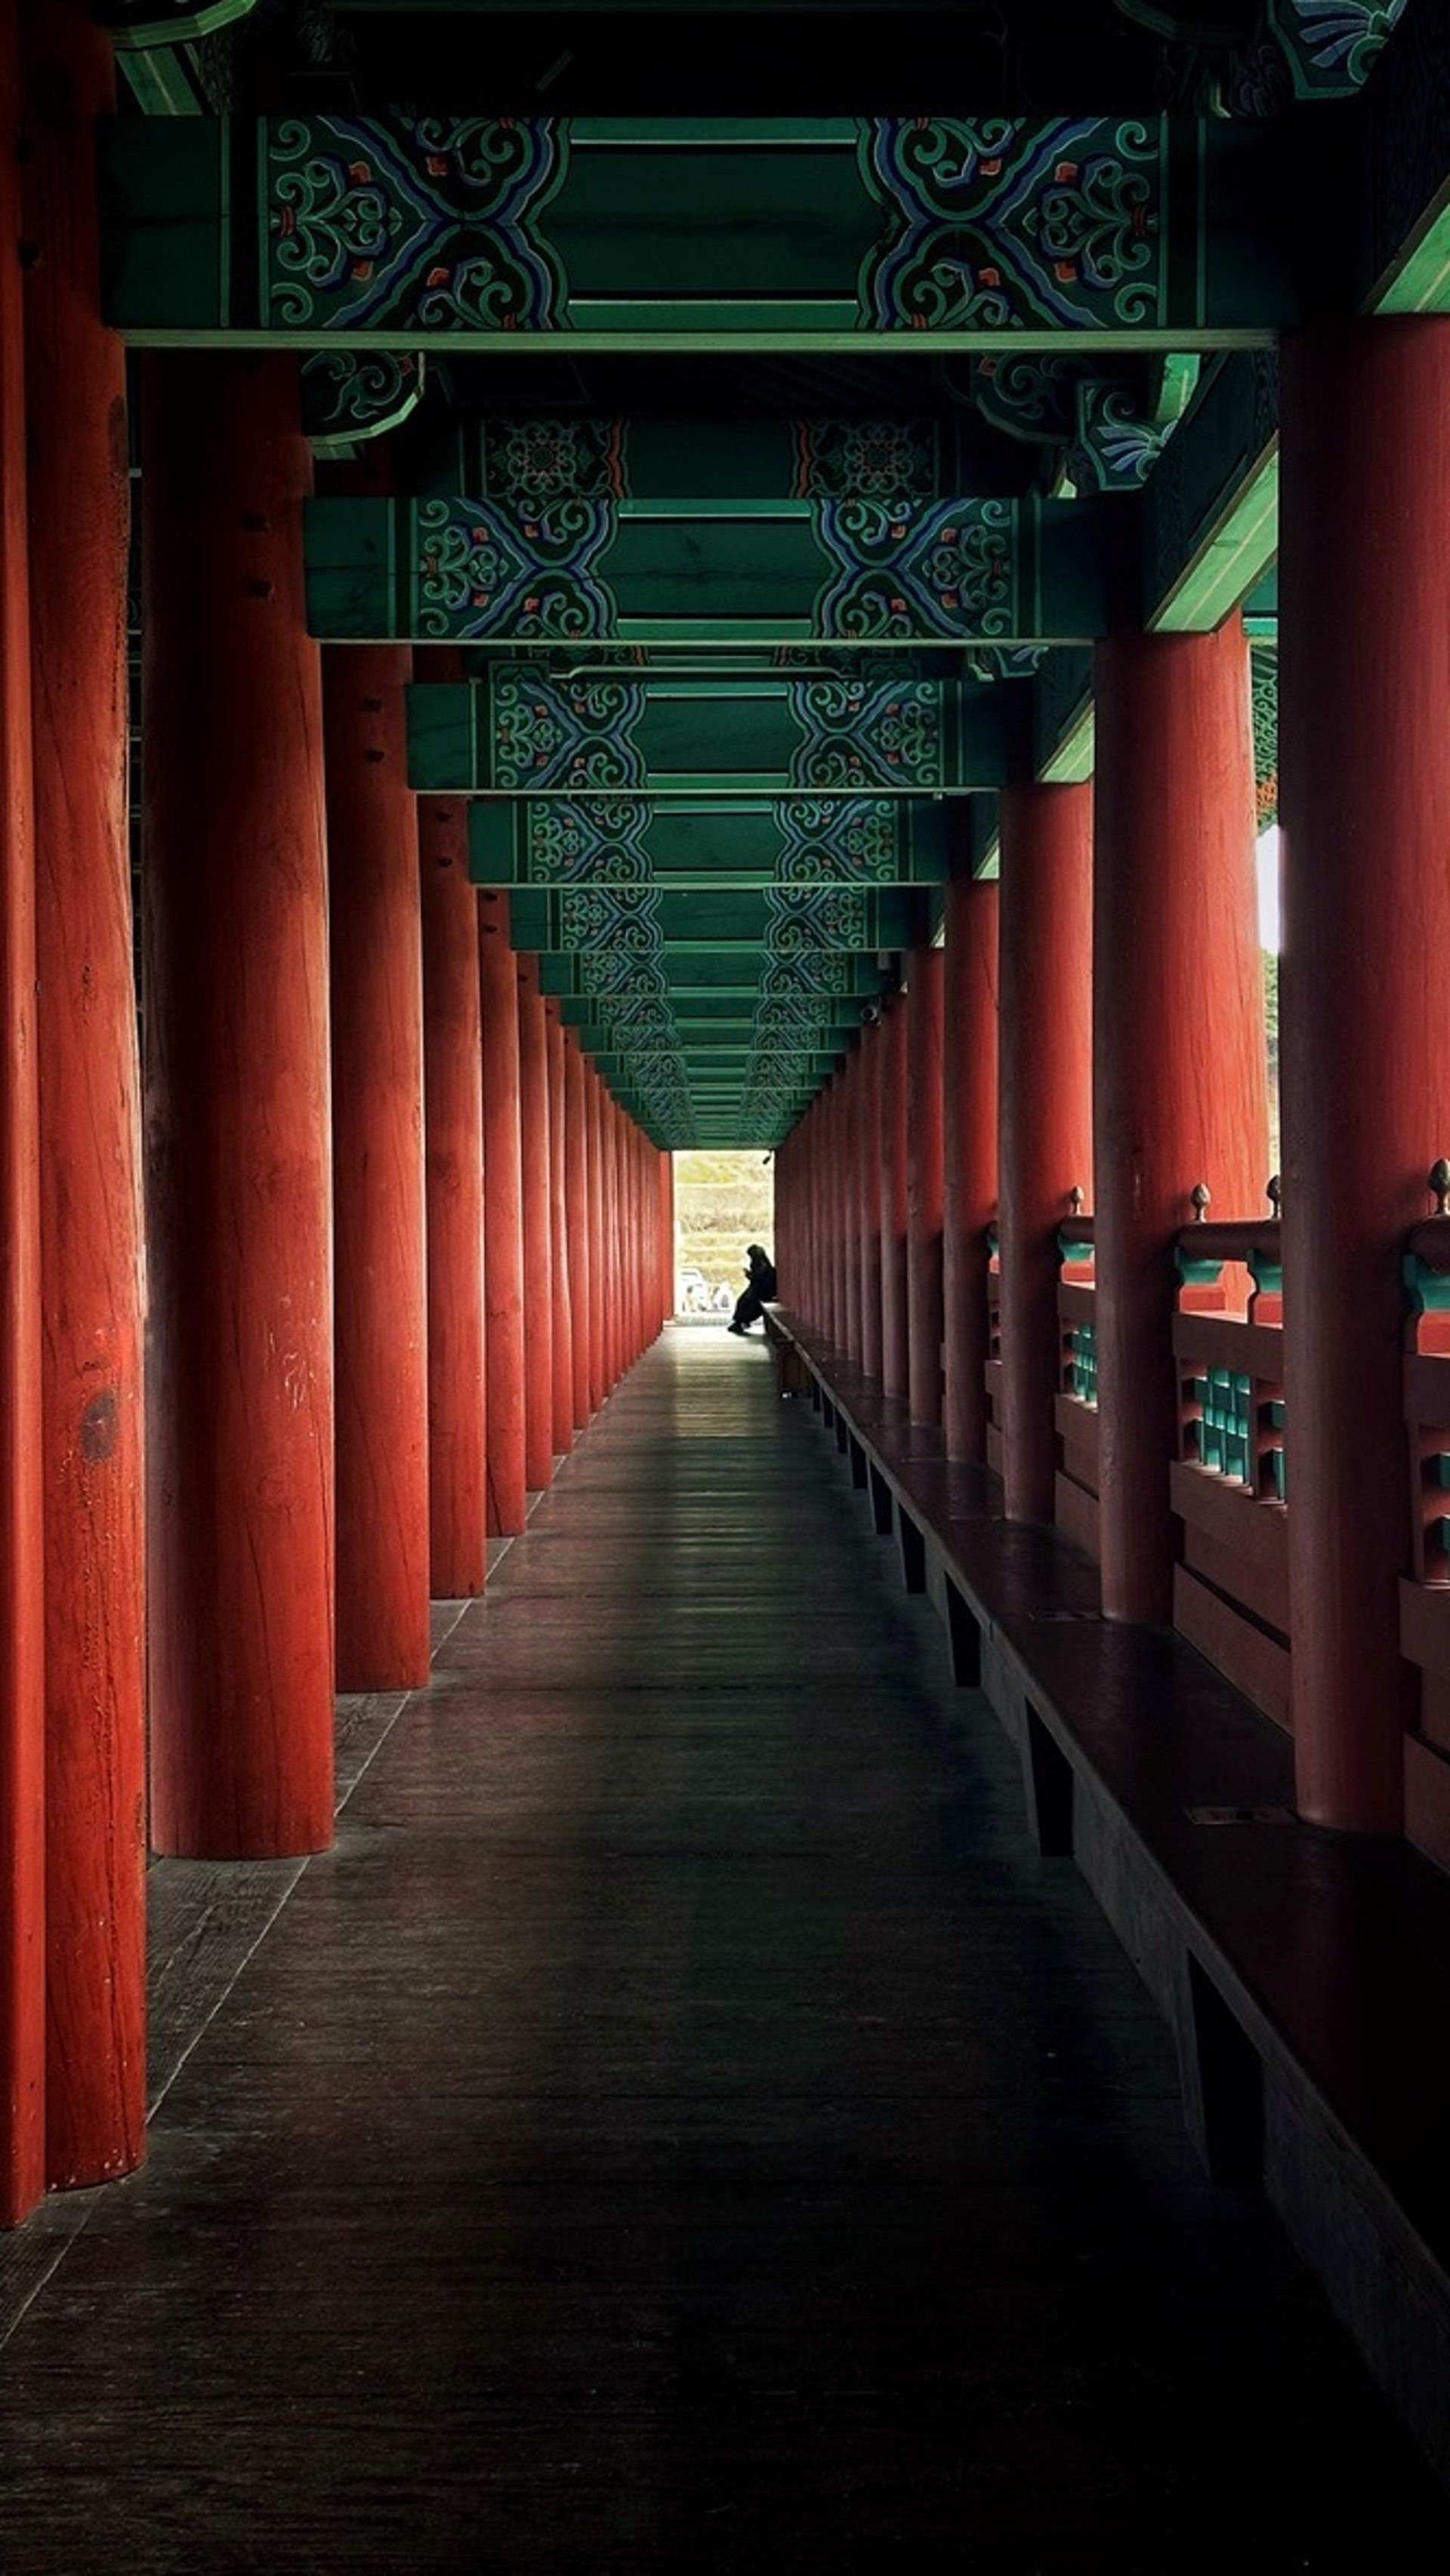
727;1243;778;1336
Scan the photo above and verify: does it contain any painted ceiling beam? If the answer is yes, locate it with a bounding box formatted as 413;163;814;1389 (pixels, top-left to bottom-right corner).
468;793;955;888
305;491;1112;646
397;375;1194;504
509;886;921;954
538;950;887;999
410;673;1010;796
100;114;1291;350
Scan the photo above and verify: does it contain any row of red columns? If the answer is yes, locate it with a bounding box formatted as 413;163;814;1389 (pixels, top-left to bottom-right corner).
0;0;673;2222
777;318;1450;1869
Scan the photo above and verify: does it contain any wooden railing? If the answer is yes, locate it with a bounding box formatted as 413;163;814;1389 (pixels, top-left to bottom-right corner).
1170;1203;1288;1728
1402;1209;1450;1866
977;1163;1450;1870
1054;1203;1098;1559
984;1222;1004;1479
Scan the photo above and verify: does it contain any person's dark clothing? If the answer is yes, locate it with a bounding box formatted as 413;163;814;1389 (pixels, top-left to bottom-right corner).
730;1247;777;1334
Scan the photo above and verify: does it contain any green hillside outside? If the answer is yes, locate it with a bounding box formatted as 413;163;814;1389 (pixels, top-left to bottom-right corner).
673;1150;777;1317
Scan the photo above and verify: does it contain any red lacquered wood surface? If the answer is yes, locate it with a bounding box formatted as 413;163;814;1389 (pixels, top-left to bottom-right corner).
998;781;1093;1526
1093;617;1266;1625
143;353;335;1858
516;952;554;1492
326;643;430;1690
24;0;146;2189
0;0;46;2223
1282;319;1450;1833
479;892;526;1536
942;871;999;1465
420;787;486;1598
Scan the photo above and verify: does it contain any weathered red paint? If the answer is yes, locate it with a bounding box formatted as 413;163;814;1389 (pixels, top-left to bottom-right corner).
1094;616;1267;1625
905;948;946;1428
24;0;146;2187
545;1004;575;1459
326;645;430;1690
0;0;47;2225
564;1031;593;1428
879;997;910;1400
1282;319;1450;1832
942;872;999;1465
419;786;486;1597
143;353;335;1858
479;892;526;1536
517;953;554;1492
998;782;1094;1524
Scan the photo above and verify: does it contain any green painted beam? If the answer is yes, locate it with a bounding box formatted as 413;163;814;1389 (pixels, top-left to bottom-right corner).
538;950;886;998
467;794;955;890
410;672;1010;796
100;114;1290;350
1356;0;1450;315
1143;350;1279;632
400;414;1001;505
307;493;1112;648
509;886;920;952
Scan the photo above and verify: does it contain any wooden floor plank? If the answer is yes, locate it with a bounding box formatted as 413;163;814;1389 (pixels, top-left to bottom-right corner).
0;1326;1446;2568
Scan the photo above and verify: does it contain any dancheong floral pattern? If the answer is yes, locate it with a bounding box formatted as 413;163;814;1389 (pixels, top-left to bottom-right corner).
480;420;628;503
859;119;1165;334
788;680;943;791
267;118;568;331
412;497;615;640
491;668;646;790
815;497;1017;641
774;799;904;883
522;801;654;884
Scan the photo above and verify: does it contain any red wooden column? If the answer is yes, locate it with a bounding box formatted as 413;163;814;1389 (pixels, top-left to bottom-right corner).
564;1031;592;1427
143;353;334;1858
605;1095;623;1385
942;870;999;1464
621;1114;639;1364
859;1027;884;1380
545;1003;575;1460
585;1062;606;1411
906;948;946;1428
325;645;430;1690
826;1071;847;1350
0;0;46;2225
419;786;486;1597
842;1052;863;1363
478;892;526;1536
659;1149;675;1328
880;999;909;1396
517;952;554;1492
23;0;145;2191
998;783;1094;1524
1281;319;1450;1832
1094;616;1266;1623
597;1078;616;1391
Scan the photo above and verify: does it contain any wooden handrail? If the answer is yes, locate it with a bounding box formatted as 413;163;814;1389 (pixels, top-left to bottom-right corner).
1407;1216;1450;1271
1174;1219;1282;1266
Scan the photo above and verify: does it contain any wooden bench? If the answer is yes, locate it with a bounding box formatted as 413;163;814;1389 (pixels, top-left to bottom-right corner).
773;1306;1450;2492
760;1302;810;1399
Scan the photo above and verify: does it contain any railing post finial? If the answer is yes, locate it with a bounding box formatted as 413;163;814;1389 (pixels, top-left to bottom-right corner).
1431;1160;1450;1219
1067;1184;1084;1219
1189;1182;1211;1223
1266;1175;1282;1216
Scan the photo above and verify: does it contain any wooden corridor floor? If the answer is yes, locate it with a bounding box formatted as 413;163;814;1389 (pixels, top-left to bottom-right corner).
2;1327;1448;2571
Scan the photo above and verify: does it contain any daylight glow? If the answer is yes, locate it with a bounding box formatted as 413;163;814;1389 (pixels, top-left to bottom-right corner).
1256;826;1281;954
